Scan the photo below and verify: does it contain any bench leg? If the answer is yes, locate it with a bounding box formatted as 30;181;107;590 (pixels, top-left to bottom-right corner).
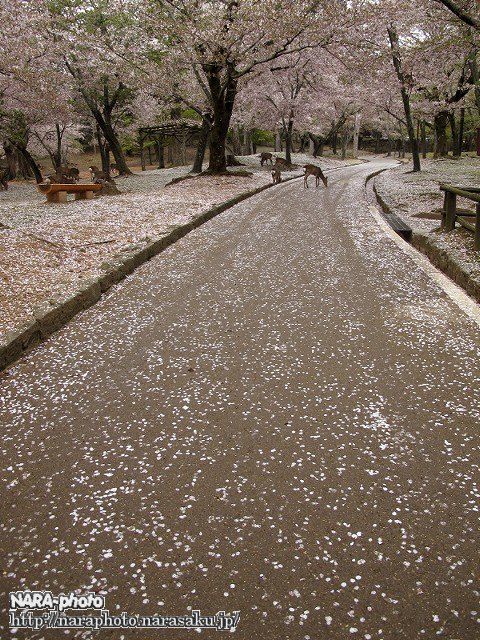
46;191;67;203
443;191;456;231
75;190;95;200
475;203;480;251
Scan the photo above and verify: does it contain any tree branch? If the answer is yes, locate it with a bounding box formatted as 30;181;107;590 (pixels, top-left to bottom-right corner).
435;0;480;30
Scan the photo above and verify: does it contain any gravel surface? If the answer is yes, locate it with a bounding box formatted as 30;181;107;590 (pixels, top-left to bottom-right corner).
1;159;479;640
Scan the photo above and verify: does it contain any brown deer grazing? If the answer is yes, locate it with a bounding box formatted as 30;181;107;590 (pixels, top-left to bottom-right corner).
259;152;273;166
271;165;282;184
274;157;288;168
57;166;79;182
46;171;76;184
303;164;328;189
89;166;109;182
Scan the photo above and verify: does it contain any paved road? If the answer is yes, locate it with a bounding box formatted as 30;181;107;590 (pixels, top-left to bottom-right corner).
1;159;479;639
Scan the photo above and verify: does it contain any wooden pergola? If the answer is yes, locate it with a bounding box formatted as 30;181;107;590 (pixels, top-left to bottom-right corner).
138;119;202;170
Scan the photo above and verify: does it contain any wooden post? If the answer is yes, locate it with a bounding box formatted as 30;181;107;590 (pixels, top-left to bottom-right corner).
475;202;480;251
443;190;457;231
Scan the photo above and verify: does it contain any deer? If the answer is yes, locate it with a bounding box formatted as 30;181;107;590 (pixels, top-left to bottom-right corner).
45;170;76;184
271;165;282;184
303;164;328;189
274;157;288;168
58;166;79;182
259;152;273;166
89;165;110;182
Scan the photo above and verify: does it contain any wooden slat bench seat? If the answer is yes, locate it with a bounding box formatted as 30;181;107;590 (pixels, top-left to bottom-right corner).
38;182;103;203
381;211;412;241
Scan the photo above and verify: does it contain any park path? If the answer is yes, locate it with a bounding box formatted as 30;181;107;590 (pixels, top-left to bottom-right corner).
1;159;479;639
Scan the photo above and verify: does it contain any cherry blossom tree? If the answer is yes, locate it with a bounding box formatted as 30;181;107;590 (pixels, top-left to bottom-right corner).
148;0;347;173
434;0;480;30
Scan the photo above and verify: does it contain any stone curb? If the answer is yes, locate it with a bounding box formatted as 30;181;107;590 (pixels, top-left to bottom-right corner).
372;176;480;305
0;173;307;372
410;232;480;304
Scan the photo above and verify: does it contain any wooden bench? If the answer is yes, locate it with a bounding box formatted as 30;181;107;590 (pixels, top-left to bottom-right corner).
440;184;480;251
38;182;102;203
381;211;412;241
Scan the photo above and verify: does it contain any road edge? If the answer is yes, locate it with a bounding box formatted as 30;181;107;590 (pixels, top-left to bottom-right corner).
370;174;480;306
0;172;309;373
366;169;480;326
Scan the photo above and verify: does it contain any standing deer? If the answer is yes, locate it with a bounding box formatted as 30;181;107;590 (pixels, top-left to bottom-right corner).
303;164;328;189
271;165;282;184
259;152;273;166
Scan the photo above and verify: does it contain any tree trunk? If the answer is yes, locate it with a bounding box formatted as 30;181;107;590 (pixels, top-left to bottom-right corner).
205;65;237;173
208;121;230;172
241;129;250;155
341;131;348;160
420;121;427;158
299;133;308;153
388;26;421;172
101;117;130;175
53;123;63;169
232;126;242;155
332;131;338;155
90;108;130;175
275;129;282;151
352;113;361;158
449;112;460;157
157;139;165;169
192;116;211;173
308;133;324;157
285;118;294;165
457;108;465;157
96;124;111;179
17;145;43;183
3;142;18;179
434;112;449;158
